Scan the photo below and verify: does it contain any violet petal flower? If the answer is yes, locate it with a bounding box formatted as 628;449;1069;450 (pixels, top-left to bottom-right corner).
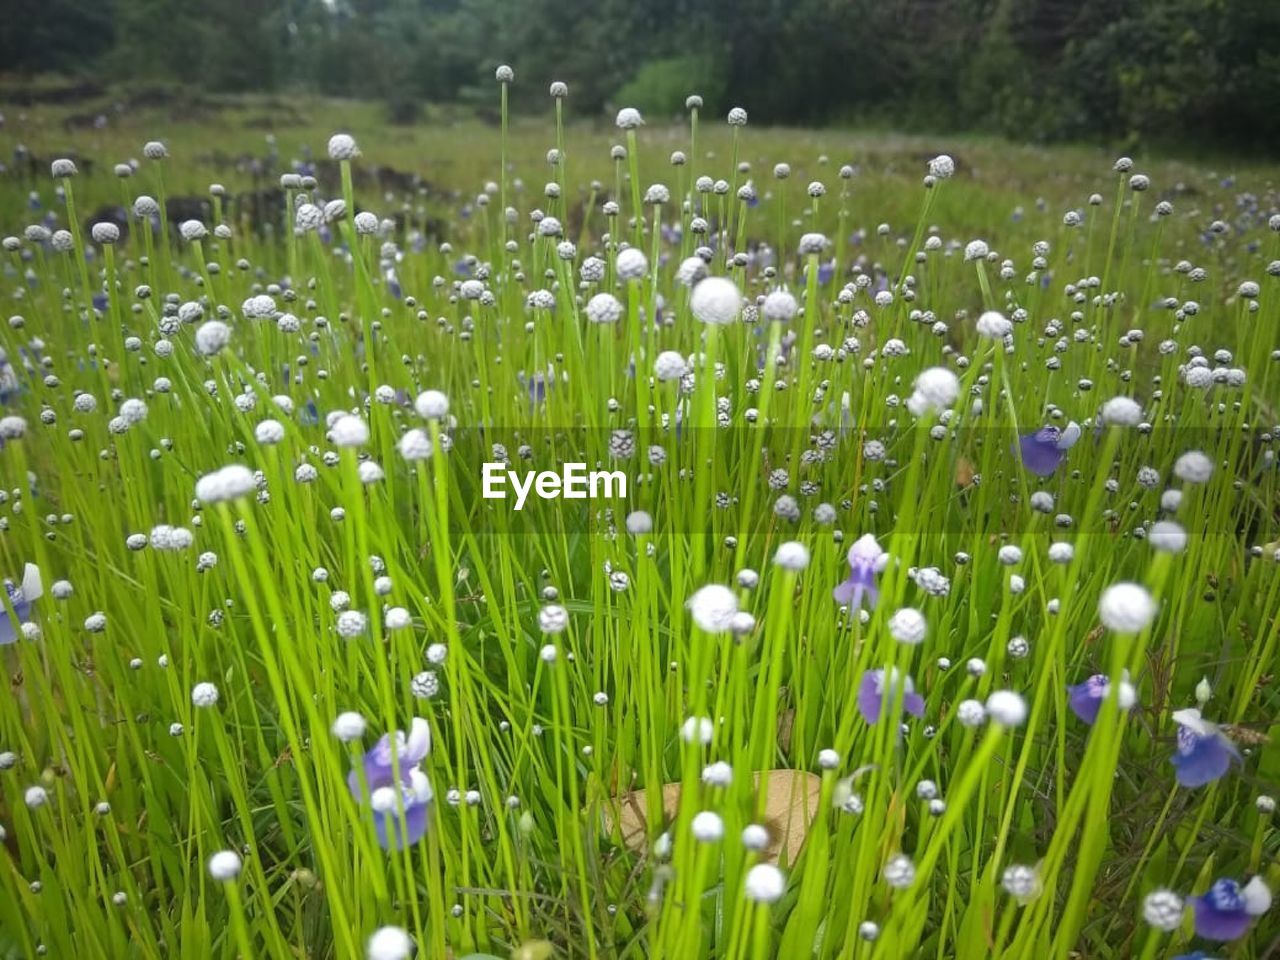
857;668;924;725
1190;877;1271;940
834;533;884;608
1067;671;1136;725
1015;422;1080;477
1067;675;1108;724
373;791;431;850
1170;708;1241;788
0;564;42;646
348;718;433;850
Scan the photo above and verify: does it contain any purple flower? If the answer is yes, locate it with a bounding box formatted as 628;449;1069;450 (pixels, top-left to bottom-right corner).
0;361;20;405
1066;672;1136;725
0;564;42;646
1015;421;1081;477
519;367;555;406
347;717;434;850
834;533;885;609
1189;877;1271;940
1170;708;1241;788
857;668;924;725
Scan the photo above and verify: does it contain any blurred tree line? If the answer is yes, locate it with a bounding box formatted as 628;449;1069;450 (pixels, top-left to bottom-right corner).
3;0;1278;149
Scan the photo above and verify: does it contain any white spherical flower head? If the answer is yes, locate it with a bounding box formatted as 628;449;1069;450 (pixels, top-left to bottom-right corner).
1098;582;1156;633
330;414;370;448
883;854;915;889
654;350;688;381
985;690;1027;726
242;294;277;320
762;289;798;323
615;247;648;281
774;541;810;571
1241;876;1272;916
142;140;169;160
91;222;120;244
538;604;569;634
549;80;568;98
615;107;644;130
191;682;219;708
956;703;986;732
336;610;368;639
797;233;828;256
1173;450;1213;484
745;863;785;903
194;464;257;504
702;760;733;786
676;255;709;287
1148;521;1187;554
1001;864;1040;902
1101;396;1142;426
179;219;207;242
586;292;623;325
907;366;960;416
25;785;48;808
327;133;359;160
888;607;927;645
414;390;449;419
495;64;514;82
691;276;742;325
398;429;433;461
332;711;367;741
818;748;840;770
625;510;653;535
1142;889;1184;931
964;239;989;261
976;310;1011;339
207;850;242;881
928;155;955;179
742;823;770;851
691;810;724;842
687;584;739;634
254;419;285;445
195;320;232;356
681;715;714;745
367;925;414;960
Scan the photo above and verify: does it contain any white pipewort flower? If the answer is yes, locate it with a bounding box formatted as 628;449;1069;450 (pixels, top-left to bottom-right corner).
744;864;785;902
691;277;741;325
1098;582;1156;633
985;690;1027;726
207;850;242;881
687;584;738;633
366;925;414;960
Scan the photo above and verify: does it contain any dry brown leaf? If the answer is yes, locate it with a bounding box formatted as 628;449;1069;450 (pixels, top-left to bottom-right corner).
776;709;795;754
955;456;975;487
604;769;822;865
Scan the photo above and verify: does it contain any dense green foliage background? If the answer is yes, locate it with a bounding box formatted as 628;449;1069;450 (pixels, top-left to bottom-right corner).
3;0;1279;149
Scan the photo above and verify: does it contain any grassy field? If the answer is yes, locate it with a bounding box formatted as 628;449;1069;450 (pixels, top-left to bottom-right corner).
0;85;1279;959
